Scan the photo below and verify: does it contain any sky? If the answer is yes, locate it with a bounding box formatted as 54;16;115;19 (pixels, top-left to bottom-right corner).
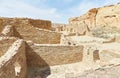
0;0;120;23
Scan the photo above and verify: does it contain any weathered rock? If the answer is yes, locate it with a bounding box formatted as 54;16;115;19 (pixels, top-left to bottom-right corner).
69;3;120;35
96;4;120;28
69;8;98;28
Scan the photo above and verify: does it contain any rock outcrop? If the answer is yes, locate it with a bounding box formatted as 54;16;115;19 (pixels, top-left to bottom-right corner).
69;8;98;28
96;4;120;28
69;3;120;35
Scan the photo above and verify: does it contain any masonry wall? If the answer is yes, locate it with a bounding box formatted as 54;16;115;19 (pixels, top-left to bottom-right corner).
0;38;16;57
27;44;83;66
29;19;51;30
0;39;27;78
26;44;83;78
16;25;61;44
0;17;51;32
52;23;67;32
1;24;61;44
1;25;22;38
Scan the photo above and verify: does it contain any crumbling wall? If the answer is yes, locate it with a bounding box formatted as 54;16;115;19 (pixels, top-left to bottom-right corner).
82;46;100;65
0;39;27;78
27;44;83;66
0;17;60;44
100;50;120;63
0;24;60;44
96;4;120;28
26;44;83;77
69;8;98;35
68;19;93;36
0;17;51;32
0;37;17;56
1;25;22;38
29;19;51;30
16;25;61;44
25;43;51;78
52;23;67;32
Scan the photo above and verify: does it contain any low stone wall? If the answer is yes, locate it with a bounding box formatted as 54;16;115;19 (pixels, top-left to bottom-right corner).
1;25;22;38
0;37;17;56
0;24;61;44
26;44;83;78
0;18;60;44
0;39;27;78
27;44;83;66
100;50;120;63
16;25;61;44
52;23;67;32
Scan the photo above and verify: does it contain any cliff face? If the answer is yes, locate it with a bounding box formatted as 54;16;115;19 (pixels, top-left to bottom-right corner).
96;4;120;28
69;8;98;28
69;3;120;30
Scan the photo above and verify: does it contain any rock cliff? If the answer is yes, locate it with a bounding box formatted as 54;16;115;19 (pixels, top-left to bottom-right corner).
69;3;120;32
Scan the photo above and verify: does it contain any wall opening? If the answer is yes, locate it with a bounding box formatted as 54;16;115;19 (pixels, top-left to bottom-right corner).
14;62;21;76
93;50;100;62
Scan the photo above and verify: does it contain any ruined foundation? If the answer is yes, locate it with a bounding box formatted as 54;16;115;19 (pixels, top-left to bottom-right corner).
0;3;120;78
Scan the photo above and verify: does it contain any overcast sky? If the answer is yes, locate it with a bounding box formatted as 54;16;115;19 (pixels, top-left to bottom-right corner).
0;0;120;23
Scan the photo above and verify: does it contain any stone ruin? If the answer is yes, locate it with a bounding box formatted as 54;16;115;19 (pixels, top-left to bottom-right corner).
0;3;120;78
